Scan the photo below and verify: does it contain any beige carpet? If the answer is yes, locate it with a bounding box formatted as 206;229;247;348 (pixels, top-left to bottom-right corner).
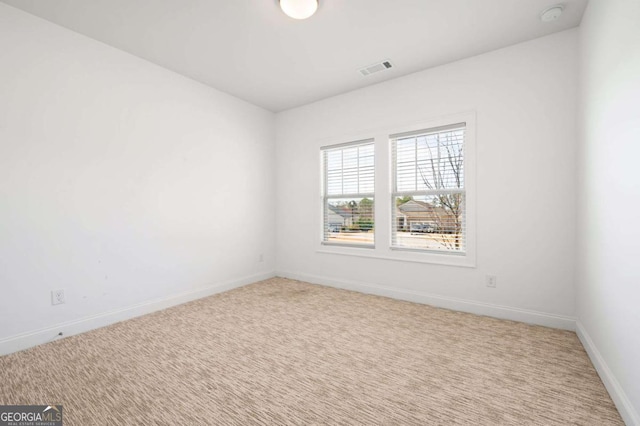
0;278;622;425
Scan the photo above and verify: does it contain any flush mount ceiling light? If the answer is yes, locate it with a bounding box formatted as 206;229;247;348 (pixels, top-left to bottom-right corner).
540;5;564;22
280;0;318;20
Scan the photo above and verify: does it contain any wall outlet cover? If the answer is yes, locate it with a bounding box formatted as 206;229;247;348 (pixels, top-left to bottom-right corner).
52;289;65;305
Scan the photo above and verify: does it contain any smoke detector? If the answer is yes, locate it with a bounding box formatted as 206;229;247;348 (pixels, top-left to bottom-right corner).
359;60;393;76
540;5;564;22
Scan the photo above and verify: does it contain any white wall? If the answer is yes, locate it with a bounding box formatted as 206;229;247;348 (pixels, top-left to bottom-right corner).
577;0;640;423
0;3;275;352
276;30;579;328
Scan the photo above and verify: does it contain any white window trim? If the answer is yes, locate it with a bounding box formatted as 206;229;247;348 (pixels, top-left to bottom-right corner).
316;111;476;268
390;122;467;255
320;138;376;249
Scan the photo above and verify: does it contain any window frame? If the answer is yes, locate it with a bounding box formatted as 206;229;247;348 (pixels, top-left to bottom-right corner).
390;123;467;255
316;111;476;268
321;139;376;249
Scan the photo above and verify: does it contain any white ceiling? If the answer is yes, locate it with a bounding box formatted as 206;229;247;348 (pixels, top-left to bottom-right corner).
2;0;587;112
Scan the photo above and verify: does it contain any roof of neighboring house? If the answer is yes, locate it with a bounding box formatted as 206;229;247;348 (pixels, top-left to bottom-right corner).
328;205;353;218
398;200;434;213
397;200;452;220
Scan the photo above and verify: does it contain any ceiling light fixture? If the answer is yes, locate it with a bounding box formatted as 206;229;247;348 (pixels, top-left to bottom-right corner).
540;5;564;22
279;0;318;20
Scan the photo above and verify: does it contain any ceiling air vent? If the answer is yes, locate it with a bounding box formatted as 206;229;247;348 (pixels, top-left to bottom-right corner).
359;60;393;76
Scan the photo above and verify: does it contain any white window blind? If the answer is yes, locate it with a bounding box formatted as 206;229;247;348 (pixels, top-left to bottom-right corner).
322;140;375;247
391;123;466;253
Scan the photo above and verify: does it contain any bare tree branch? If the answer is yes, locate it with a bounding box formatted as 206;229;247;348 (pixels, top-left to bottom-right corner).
415;131;464;250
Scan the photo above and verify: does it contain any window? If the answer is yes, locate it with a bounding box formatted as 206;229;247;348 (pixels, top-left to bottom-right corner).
322;140;375;247
391;123;466;254
317;114;474;266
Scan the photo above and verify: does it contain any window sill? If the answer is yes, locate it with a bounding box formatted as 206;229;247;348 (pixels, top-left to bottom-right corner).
316;245;476;268
321;242;375;250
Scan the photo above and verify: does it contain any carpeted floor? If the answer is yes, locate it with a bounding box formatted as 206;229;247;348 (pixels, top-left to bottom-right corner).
0;278;622;425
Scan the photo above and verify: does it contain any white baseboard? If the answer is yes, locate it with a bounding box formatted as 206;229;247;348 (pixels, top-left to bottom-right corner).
277;270;576;330
576;321;639;426
0;271;275;356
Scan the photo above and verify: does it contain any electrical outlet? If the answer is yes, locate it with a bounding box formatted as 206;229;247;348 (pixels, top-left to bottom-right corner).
486;275;497;288
259;253;264;263
52;289;65;305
